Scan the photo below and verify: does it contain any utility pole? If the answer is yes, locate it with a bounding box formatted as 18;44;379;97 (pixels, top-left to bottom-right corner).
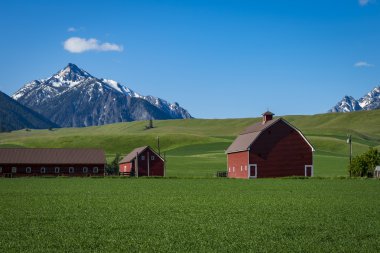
347;134;352;177
135;152;139;178
157;136;161;156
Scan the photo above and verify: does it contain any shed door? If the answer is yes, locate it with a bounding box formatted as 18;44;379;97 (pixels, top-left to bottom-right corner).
249;164;257;179
305;165;313;177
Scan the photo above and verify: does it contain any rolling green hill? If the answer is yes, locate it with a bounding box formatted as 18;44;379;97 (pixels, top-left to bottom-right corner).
0;110;379;177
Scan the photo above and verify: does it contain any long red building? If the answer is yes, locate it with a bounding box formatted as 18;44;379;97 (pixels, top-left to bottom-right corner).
226;111;314;179
0;148;106;177
119;146;165;177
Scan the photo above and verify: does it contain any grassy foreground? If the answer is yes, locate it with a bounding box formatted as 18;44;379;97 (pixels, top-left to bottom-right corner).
0;178;379;252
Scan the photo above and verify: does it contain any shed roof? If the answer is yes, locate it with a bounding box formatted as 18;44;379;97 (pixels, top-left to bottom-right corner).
119;146;164;164
118;146;147;164
226;118;314;154
0;148;106;164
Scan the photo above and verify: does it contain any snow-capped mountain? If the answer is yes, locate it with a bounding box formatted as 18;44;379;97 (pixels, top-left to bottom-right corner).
12;63;192;127
328;86;380;113
358;86;380;110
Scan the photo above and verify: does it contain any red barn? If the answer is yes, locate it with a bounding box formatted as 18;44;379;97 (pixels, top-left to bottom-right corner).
119;146;165;177
0;148;106;177
226;111;314;179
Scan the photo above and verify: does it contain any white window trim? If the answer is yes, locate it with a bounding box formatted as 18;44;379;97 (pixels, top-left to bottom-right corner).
141;155;145;161
55;167;60;173
41;167;46;174
69;167;75;174
26;167;32;173
93;167;99;173
240;166;243;171
249;164;257;179
12;167;17;173
83;167;88;173
305;165;313;177
151;155;155;160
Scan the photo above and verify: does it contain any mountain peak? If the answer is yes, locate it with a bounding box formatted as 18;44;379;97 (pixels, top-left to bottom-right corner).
329;85;380;113
56;63;92;81
12;64;192;127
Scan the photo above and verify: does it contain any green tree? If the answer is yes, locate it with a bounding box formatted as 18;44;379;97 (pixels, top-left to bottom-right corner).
349;148;380;177
106;153;121;175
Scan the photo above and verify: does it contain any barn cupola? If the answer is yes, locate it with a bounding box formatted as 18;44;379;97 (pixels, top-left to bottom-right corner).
262;111;274;123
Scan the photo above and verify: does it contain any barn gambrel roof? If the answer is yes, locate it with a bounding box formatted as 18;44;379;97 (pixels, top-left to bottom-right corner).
226;118;315;154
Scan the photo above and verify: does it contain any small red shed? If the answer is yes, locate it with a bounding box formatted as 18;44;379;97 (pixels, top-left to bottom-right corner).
226;111;314;179
119;146;165;177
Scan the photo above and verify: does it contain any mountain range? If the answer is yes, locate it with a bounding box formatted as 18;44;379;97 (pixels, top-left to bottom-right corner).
0;91;58;132
328;86;380;113
12;63;192;127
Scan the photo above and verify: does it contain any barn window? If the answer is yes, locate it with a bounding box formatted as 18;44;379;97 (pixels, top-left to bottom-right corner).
26;167;32;173
83;167;88;173
69;167;74;173
228;167;230;172
151;155;155;160
41;167;46;174
12;167;17;173
245;166;247;171
93;167;99;173
241;166;243;171
141;156;145;161
55;167;60;173
0;167;2;173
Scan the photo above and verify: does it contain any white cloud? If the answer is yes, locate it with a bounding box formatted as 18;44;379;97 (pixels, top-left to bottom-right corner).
63;37;123;53
67;27;77;32
354;61;374;67
358;0;376;6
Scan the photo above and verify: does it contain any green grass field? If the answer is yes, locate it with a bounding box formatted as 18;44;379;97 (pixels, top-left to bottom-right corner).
1;110;379;177
0;178;379;252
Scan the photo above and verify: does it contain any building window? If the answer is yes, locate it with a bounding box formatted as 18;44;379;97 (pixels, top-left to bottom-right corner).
151;155;155;160
245;166;247;171
83;167;88;173
12;167;17;173
69;167;74;174
93;167;98;173
41;167;46;174
141;155;145;161
26;167;32;173
0;167;2;173
55;167;60;173
228;167;230;172
241;166;243;171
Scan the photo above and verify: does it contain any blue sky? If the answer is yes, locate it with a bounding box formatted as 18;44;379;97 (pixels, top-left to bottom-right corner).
0;0;379;118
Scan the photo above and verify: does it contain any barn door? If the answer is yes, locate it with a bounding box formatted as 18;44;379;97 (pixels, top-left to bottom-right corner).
305;165;313;177
249;164;257;179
